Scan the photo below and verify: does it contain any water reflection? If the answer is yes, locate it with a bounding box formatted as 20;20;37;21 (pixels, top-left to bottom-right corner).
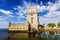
8;32;38;40
8;32;28;40
8;32;60;40
1;30;60;40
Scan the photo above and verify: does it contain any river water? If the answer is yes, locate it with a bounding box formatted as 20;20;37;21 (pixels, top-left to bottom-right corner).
0;29;60;40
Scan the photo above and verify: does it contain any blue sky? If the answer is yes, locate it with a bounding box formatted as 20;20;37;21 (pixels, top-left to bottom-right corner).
0;0;60;28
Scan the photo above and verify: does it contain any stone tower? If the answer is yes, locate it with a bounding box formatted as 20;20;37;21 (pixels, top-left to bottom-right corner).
27;7;38;31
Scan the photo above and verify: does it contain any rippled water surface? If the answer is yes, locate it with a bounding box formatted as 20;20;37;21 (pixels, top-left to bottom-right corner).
0;29;60;40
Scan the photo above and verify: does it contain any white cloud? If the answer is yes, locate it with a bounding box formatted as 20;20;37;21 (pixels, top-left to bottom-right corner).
0;9;15;20
23;0;31;8
38;0;60;25
37;5;46;12
8;15;15;18
0;9;15;19
39;16;60;25
14;6;27;19
44;1;60;18
0;9;13;15
48;1;53;6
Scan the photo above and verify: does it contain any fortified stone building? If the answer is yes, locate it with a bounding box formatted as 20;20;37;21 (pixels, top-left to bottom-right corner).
8;7;39;32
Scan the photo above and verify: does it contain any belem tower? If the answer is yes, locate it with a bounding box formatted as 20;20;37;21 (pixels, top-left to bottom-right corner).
8;7;39;32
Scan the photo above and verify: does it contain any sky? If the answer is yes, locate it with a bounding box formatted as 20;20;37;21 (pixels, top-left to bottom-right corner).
0;0;60;28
